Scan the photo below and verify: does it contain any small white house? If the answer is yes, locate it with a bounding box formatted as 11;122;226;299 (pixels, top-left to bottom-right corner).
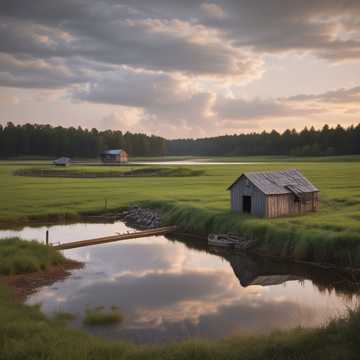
53;157;71;166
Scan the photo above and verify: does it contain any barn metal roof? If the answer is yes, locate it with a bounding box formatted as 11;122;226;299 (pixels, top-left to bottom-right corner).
101;149;125;155
227;169;319;195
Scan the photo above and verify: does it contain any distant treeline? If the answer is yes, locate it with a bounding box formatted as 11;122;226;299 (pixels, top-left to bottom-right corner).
0;122;167;158
168;124;360;156
1;122;360;158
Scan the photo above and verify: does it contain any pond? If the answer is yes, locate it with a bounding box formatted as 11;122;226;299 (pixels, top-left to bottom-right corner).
1;222;359;344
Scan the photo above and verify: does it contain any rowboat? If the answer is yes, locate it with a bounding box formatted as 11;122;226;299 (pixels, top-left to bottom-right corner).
208;234;240;247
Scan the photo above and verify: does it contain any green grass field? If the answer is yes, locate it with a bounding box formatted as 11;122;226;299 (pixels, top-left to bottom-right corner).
1;157;360;265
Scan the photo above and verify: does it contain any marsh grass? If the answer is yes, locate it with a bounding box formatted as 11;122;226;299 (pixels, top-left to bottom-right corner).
144;199;360;267
83;306;123;326
0;237;66;275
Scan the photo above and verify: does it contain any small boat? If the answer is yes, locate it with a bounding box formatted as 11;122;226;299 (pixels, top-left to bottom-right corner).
208;234;240;247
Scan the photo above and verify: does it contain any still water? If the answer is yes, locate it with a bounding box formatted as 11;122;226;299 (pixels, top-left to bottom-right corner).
1;222;358;344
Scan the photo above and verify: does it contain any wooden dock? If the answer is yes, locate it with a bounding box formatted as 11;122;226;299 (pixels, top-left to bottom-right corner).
54;226;177;250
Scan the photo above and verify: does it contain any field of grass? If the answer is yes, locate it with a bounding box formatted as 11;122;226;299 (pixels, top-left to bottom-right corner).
1;157;360;265
1;156;360;359
0;237;66;275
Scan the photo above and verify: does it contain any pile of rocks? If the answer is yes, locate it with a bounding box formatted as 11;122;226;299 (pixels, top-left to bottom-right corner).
120;205;161;229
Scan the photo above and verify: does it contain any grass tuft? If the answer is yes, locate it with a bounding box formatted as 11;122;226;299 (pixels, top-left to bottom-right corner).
0;237;66;275
83;307;123;326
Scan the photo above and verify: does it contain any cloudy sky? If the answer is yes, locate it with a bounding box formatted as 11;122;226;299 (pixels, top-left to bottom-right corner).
1;0;360;138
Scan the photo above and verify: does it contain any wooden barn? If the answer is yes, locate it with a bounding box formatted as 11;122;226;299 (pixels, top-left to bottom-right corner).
227;169;319;218
100;149;128;163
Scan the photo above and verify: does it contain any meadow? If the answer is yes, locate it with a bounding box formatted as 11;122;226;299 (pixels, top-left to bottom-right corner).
1;157;360;265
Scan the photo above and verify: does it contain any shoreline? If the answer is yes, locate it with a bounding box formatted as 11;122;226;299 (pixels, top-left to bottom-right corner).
1;259;83;302
1;204;360;273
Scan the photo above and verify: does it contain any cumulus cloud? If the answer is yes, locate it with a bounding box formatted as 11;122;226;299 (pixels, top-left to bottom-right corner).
0;0;360;136
74;70;197;107
214;97;319;121
74;68;218;137
0;1;263;83
214;86;360;124
200;0;360;62
0;53;88;88
200;3;227;20
73;66;360;136
286;86;360;104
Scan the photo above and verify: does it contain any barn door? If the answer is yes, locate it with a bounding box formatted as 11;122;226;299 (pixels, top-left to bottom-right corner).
243;195;251;213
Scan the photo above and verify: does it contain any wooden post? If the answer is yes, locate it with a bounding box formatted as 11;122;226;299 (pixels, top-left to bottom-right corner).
46;230;49;246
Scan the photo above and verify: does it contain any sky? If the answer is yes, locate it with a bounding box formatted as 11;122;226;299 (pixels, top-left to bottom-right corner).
0;0;360;139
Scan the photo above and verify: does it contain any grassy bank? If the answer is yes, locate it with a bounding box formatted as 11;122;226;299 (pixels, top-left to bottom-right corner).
0;238;66;275
0;280;359;359
145;200;360;267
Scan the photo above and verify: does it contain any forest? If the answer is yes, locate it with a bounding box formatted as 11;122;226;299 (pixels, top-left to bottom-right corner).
0;122;359;158
0;122;167;158
168;124;360;156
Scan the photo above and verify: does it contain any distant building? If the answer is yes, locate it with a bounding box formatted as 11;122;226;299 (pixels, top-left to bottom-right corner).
227;169;319;218
53;157;71;166
100;149;128;163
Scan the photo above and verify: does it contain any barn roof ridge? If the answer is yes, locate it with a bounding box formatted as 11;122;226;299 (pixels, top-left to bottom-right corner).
227;169;319;195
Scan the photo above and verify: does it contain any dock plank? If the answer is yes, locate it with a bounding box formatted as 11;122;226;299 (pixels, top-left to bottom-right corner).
54;226;177;250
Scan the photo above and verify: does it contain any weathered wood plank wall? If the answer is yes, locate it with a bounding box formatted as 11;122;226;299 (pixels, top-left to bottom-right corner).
230;176;267;217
